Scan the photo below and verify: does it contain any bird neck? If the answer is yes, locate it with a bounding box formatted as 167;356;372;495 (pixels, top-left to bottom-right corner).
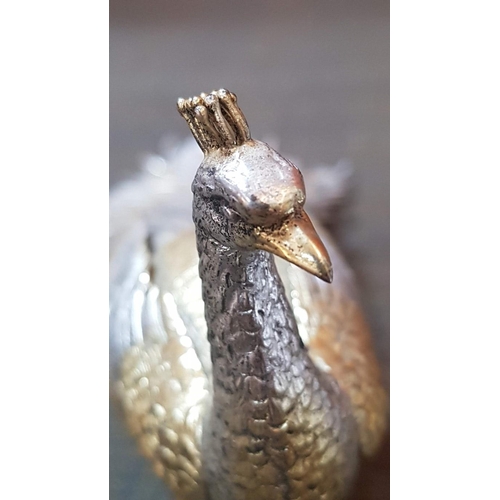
195;228;356;499
195;229;305;396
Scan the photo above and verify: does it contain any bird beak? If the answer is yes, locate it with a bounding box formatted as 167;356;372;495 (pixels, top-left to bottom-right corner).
252;211;333;283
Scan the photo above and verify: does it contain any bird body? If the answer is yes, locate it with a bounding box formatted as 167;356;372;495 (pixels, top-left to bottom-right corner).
110;90;386;500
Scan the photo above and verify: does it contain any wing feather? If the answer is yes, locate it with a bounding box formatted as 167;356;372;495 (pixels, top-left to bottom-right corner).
277;232;387;456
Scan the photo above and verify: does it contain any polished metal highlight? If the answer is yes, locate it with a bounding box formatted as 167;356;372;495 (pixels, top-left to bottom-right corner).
114;89;387;500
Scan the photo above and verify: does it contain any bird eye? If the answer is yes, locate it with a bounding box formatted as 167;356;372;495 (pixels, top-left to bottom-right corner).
211;195;241;222
221;205;240;221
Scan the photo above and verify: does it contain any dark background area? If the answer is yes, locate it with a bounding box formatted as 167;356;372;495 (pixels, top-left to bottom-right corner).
110;1;389;498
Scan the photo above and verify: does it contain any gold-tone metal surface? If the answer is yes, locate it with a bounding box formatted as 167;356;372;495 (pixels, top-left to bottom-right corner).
115;236;210;500
177;89;250;153
113;89;387;499
253;210;333;283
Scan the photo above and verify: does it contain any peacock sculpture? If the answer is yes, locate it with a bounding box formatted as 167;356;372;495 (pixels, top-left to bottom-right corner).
110;89;387;500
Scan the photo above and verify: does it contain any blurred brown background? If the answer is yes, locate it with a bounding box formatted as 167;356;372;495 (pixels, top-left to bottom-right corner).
110;1;389;498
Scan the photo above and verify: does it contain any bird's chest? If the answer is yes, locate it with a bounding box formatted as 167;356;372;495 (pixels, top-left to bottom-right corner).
204;357;350;500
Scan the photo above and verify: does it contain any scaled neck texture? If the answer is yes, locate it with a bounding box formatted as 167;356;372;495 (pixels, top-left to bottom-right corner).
195;225;356;500
196;226;302;379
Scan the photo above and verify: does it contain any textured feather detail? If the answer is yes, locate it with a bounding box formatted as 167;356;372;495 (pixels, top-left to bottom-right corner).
109;136;355;383
110;136;387;498
277;252;388;456
112;234;210;500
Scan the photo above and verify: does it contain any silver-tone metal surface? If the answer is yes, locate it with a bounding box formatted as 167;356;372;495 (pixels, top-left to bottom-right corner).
111;90;387;500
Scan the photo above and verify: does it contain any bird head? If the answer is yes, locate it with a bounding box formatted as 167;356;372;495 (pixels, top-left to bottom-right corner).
178;89;333;283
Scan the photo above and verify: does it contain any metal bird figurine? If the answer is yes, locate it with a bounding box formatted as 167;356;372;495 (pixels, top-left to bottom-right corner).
110;89;387;500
